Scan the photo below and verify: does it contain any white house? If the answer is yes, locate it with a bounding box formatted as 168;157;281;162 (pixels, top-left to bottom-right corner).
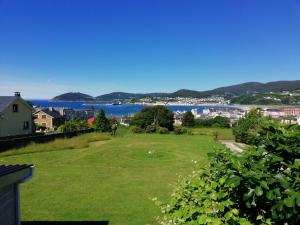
0;92;33;137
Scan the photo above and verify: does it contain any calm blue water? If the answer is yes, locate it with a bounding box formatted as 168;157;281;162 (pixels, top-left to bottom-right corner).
28;100;234;117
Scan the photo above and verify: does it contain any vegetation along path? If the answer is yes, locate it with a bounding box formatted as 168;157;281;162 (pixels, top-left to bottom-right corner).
0;128;232;225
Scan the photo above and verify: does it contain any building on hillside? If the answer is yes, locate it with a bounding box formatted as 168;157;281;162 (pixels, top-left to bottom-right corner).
33;108;64;131
0;92;33;137
63;108;94;121
34;107;94;121
263;109;285;118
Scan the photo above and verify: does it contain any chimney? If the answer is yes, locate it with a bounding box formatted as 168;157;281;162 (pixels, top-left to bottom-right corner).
14;92;21;97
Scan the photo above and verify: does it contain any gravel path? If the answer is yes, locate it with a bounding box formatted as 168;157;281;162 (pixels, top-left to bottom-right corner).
220;140;245;153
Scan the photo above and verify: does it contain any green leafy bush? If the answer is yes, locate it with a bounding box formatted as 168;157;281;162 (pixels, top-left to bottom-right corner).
157;123;300;224
131;126;145;133
174;126;187;135
145;125;157;133
158;127;170;134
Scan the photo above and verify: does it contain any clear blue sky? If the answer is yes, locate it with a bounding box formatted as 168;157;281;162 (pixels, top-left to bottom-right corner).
1;0;300;99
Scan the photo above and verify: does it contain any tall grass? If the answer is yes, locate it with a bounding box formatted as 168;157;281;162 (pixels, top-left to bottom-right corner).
0;132;111;157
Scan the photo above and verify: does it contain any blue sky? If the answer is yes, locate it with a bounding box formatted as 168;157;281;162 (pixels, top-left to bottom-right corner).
1;0;300;99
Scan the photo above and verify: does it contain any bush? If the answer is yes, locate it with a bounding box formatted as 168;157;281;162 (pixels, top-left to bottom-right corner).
145;125;157;133
158;127;170;134
131;126;145;133
157;123;300;224
174;126;187;135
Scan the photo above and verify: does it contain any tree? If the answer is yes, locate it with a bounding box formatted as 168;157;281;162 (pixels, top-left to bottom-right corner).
212;116;230;128
58;118;88;132
94;109;111;132
233;108;263;144
182;111;195;127
131;106;174;131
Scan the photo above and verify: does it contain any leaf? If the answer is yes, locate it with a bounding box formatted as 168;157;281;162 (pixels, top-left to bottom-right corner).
244;188;254;200
226;175;242;187
256;215;263;220
266;190;274;200
294;159;300;168
296;193;300;207
197;215;207;224
274;174;290;189
284;197;295;208
260;181;269;190
219;176;226;184
255;186;263;196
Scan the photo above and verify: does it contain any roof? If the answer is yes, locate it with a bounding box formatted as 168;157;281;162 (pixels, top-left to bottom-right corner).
0;164;34;187
35;108;62;118
0;96;33;113
0;164;33;177
0;96;17;113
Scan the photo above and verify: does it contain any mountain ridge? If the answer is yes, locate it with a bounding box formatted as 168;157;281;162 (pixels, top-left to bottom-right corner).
51;80;300;101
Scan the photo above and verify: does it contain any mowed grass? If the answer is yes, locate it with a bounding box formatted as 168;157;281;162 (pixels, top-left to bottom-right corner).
0;128;225;225
191;127;235;140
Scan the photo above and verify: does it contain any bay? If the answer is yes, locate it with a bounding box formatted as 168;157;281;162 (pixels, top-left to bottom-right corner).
28;99;234;117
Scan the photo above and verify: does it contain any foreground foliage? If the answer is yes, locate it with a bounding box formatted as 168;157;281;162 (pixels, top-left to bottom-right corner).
158;123;300;224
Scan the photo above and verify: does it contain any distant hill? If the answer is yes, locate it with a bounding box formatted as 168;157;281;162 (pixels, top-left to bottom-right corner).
95;92;168;100
51;92;95;101
52;80;300;101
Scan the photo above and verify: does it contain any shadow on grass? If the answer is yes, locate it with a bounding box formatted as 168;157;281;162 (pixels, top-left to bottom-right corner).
22;222;109;225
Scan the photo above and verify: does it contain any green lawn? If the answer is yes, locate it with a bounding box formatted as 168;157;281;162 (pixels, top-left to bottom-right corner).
0;128;225;225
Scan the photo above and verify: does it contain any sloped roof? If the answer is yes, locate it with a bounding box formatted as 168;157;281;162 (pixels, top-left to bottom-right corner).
0;96;17;113
35;108;62;118
0;164;33;177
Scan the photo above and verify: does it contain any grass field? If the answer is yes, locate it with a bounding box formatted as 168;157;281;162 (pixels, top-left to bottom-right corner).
0;128;228;225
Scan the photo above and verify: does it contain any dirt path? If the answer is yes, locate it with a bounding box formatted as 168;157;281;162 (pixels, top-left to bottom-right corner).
219;140;245;153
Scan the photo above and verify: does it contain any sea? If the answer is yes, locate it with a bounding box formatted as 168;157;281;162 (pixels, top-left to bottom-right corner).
28;100;235;117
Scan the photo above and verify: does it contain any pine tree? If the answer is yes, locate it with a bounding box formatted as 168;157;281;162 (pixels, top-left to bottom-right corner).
94;109;111;132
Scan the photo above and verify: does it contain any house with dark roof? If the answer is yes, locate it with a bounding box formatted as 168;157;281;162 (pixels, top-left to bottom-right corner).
33;107;64;130
0;92;33;137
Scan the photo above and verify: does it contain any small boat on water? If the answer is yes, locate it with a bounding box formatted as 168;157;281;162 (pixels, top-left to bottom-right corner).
112;100;123;105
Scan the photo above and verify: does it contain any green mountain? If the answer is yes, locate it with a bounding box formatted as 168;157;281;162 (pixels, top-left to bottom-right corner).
52;80;300;101
51;92;95;101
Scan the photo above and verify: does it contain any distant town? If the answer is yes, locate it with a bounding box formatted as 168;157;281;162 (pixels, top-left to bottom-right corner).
1;90;300;138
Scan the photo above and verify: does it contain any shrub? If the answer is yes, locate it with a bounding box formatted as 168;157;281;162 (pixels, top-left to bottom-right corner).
131;126;145;133
157;123;300;224
158;127;169;134
145;125;157;133
174;126;187;135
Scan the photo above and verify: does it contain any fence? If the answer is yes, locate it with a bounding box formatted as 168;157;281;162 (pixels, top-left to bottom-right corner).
0;129;94;152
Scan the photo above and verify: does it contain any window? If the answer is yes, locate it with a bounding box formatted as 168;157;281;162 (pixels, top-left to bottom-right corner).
12;104;18;112
41;123;46;127
41;115;47;119
23;121;29;130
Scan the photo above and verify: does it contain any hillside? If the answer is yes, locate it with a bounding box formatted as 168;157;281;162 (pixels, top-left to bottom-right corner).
52;92;95;101
95;92;168;100
52;80;300;101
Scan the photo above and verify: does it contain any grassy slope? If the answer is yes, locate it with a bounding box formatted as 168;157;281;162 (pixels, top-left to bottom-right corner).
0;128;227;225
